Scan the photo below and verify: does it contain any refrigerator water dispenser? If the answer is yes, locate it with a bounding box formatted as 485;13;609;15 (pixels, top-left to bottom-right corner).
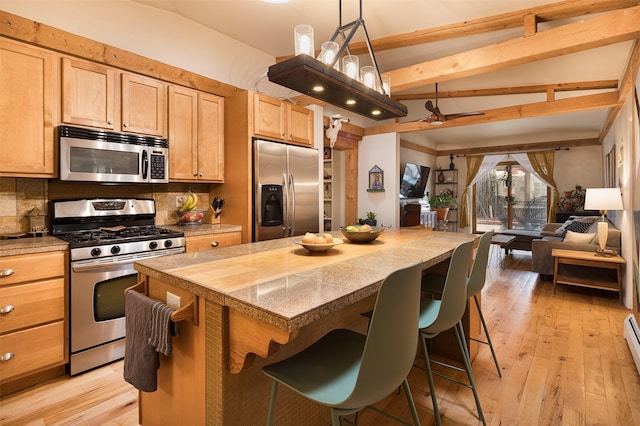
261;185;283;226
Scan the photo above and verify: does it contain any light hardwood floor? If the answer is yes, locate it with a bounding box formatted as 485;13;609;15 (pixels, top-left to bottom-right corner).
2;250;639;425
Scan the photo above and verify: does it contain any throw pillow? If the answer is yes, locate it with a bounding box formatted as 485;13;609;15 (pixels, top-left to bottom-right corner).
565;220;593;234
554;219;574;236
564;230;595;244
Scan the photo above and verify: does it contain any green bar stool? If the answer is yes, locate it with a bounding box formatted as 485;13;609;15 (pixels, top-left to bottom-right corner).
262;263;424;426
421;231;501;377
418;239;486;426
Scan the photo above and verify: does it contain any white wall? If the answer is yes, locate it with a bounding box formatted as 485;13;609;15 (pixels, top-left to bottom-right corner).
358;133;399;227
601;72;639;309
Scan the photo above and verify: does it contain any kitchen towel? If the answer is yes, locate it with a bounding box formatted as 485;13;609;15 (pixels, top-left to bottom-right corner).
149;301;179;356
124;290;160;392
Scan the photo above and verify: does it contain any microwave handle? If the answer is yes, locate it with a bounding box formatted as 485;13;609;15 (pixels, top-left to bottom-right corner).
141;149;148;180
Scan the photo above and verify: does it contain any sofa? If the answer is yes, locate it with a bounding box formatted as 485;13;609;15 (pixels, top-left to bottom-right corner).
531;216;621;280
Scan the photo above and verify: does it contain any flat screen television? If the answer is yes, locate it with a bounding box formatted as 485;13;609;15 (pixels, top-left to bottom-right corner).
400;163;430;198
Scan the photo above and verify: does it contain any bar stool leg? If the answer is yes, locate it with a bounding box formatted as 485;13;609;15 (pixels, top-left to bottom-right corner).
473;294;501;377
455;322;486;425
419;332;442;426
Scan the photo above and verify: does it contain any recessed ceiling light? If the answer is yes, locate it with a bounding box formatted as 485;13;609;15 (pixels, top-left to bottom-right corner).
371;110;381;116
346;99;356;105
312;85;324;92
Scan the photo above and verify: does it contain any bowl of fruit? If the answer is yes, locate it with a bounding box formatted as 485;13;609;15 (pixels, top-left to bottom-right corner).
177;191;204;225
340;224;384;243
177;210;205;224
293;232;343;252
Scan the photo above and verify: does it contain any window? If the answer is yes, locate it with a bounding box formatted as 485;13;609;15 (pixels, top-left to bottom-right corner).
475;163;548;232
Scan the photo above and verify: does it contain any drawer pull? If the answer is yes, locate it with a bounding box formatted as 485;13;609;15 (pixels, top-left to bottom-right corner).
210;241;219;248
0;305;14;314
0;269;14;277
1;353;14;362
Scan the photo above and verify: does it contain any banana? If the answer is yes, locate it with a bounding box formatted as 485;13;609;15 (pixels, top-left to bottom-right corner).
189;192;199;210
179;192;198;212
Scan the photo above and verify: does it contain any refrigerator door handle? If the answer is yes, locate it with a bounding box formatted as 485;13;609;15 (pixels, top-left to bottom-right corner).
282;172;290;237
289;173;296;237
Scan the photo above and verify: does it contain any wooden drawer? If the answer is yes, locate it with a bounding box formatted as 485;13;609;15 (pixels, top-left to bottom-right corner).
0;321;66;381
0;251;65;287
0;278;65;334
185;232;241;253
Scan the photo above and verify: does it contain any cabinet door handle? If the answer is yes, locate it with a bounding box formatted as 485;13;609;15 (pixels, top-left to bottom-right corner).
0;305;14;314
107;120;113;125
0;269;14;277
199;173;203;177
1;353;14;362
123;123;129;127
210;241;219;248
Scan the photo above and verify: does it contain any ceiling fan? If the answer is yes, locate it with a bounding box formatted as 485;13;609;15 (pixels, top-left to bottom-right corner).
419;83;485;125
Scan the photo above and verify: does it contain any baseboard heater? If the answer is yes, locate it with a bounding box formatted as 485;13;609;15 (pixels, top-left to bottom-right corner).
623;314;640;375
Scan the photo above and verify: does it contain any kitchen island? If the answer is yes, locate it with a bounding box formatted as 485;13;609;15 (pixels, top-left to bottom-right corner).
133;228;476;425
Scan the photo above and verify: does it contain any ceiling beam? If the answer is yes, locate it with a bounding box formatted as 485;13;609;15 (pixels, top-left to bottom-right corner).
599;39;640;141
388;6;640;92
438;138;601;157
276;0;638;62
365;91;619;136
393;80;619;101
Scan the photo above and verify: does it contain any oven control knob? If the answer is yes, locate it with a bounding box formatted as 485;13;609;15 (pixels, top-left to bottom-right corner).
149;241;158;250
164;240;173;248
111;246;121;255
90;248;102;257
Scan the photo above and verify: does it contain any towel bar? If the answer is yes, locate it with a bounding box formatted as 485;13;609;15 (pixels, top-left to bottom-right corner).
125;280;199;326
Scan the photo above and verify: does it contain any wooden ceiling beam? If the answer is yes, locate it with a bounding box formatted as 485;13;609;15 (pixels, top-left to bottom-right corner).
393;80;619;101
365;91;619;136
599;39;640;141
275;0;637;63
437;138;601;157
388;6;640;92
328;0;637;56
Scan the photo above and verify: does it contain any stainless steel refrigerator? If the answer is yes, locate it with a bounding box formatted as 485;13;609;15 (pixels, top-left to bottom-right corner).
253;139;320;241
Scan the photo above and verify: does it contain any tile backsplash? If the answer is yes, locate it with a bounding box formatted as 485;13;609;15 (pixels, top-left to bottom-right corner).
0;177;215;235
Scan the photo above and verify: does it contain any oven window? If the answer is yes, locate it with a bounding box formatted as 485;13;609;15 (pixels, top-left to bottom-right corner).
94;273;138;321
70;146;139;175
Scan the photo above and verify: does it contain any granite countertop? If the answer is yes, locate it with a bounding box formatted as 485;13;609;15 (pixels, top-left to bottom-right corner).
164;223;242;237
0;224;242;257
0;235;68;257
134;229;476;331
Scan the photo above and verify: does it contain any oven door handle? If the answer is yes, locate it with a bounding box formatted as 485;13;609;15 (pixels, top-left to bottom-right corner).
72;260;133;272
71;249;185;272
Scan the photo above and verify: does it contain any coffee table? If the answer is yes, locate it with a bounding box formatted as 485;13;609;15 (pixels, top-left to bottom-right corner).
491;234;516;268
551;248;625;302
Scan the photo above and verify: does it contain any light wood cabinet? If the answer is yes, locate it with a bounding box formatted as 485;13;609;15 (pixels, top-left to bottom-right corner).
185;231;241;253
61;57;166;136
0;38;57;178
253;93;313;146
0;251;67;383
169;85;224;182
121;73;166;136
61;57;116;130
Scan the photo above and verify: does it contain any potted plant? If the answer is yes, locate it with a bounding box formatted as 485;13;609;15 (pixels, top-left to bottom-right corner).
429;190;457;221
364;211;377;226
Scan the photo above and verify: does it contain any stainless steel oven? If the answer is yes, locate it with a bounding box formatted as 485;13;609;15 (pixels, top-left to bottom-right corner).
68;247;183;375
52;199;185;375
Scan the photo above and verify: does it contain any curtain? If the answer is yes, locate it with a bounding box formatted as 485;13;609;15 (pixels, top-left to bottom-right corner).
517;150;559;221
460;154;506;228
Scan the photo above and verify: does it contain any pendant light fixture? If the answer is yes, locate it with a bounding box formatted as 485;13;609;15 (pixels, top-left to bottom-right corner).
267;0;408;120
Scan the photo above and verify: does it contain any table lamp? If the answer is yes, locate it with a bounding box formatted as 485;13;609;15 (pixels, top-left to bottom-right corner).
584;188;623;254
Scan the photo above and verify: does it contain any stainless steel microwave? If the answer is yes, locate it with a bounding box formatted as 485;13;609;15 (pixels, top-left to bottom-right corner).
59;125;169;184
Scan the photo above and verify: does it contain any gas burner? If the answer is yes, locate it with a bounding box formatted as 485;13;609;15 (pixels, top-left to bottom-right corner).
57;225;182;248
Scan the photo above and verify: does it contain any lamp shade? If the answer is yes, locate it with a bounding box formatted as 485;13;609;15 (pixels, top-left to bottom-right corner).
584;188;623;211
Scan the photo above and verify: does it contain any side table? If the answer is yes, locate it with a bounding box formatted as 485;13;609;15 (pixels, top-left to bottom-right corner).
551;248;625;302
491;234;516;268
